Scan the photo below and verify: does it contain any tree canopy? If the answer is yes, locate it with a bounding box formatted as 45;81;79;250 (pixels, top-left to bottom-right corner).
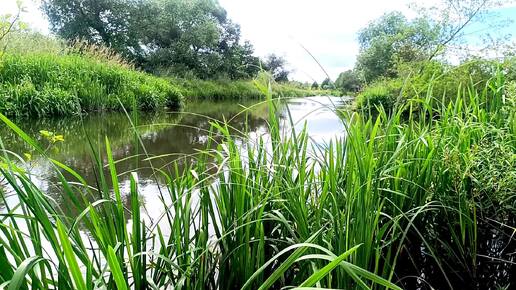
352;0;513;85
355;11;440;83
335;70;362;92
262;54;290;82
42;0;260;79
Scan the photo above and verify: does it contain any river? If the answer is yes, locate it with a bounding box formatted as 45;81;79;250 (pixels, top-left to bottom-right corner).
0;96;349;218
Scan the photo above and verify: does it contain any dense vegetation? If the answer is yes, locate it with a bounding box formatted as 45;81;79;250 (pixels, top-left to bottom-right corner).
332;0;515;103
0;52;182;117
0;30;323;117
0;0;515;289
172;77;331;100
40;0;294;81
0;71;515;289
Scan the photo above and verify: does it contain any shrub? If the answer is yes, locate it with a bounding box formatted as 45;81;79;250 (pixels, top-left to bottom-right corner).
355;78;402;111
0;53;183;117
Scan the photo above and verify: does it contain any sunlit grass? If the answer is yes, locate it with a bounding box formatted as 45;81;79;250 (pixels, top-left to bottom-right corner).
0;71;515;289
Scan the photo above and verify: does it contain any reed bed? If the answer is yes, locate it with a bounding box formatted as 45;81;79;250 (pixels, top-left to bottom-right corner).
170;77;331;101
0;53;183;117
0;73;514;289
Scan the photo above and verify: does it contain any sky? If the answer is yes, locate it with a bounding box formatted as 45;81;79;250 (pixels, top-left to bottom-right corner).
2;0;516;82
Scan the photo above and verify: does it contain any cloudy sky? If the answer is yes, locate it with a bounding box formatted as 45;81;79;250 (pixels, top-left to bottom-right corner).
2;0;516;82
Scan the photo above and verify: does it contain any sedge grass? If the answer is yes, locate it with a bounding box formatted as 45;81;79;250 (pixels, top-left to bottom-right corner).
0;72;514;289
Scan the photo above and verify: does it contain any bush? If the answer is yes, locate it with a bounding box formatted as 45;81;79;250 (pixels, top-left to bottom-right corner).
355;78;402;111
355;59;513;112
0;53;183;117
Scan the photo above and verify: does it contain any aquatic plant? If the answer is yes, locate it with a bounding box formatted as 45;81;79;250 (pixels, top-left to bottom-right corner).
0;73;514;289
0;53;183;117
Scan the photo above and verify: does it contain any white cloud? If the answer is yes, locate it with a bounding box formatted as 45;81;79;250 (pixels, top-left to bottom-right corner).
3;0;513;82
218;0;419;82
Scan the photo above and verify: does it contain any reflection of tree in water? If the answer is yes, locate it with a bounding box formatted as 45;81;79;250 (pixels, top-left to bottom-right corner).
0;100;269;219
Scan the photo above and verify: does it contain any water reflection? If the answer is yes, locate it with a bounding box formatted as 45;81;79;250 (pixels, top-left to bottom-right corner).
0;96;348;214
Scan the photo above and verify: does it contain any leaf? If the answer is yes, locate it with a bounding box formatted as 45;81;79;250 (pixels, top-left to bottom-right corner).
8;256;46;290
298;245;361;287
107;246;128;290
57;220;86;290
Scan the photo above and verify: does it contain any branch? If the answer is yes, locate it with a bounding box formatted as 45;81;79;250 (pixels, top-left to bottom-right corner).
427;0;488;61
0;9;21;42
0;6;22;57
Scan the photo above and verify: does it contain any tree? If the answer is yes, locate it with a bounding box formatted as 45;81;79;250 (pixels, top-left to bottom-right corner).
311;81;319;89
320;78;335;90
335;70;362;92
356;11;440;83
411;0;515;61
262;54;290;82
355;0;514;84
42;0;142;58
42;0;261;79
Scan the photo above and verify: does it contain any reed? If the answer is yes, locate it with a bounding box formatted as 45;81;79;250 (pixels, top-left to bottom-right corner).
0;53;183;118
0;72;514;289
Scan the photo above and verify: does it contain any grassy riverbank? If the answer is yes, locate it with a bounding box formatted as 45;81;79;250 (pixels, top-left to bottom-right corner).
172;77;334;100
0;72;514;288
0;32;329;118
0;52;327;117
354;59;516;113
0;53;183;117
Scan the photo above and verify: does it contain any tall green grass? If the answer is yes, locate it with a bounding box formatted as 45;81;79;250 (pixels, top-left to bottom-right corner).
0;72;515;289
0;53;183;117
170;76;333;101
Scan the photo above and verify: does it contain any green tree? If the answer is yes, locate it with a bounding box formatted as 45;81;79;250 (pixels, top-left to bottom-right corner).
42;0;142;58
262;54;290;82
320;77;335;89
42;0;260;79
335;70;362;92
356;11;439;83
311;81;319;89
355;0;512;84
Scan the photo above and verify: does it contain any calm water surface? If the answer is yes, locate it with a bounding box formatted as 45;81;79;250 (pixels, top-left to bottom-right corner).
0;96;349;215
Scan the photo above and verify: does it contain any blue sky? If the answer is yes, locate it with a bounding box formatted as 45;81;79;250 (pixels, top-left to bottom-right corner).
3;0;516;82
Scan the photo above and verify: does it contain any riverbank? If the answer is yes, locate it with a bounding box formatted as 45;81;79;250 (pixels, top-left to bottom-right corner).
0;53;183;117
171;77;335;100
0;52;330;117
0;73;514;288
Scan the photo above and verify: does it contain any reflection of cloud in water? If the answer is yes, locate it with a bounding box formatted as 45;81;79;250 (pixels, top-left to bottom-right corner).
280;96;349;144
1;96;349;223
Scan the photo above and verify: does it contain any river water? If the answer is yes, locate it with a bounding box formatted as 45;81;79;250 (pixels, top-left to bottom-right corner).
0;96;349;217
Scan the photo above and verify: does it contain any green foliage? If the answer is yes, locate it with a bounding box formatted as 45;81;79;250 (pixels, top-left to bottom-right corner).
0;72;514;289
262;54;290;82
335;70;362;93
355;78;403;111
321;77;335;89
0;53;182;117
170;75;329;101
356;58;515;112
0;31;65;55
42;0;261;79
356;11;440;83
